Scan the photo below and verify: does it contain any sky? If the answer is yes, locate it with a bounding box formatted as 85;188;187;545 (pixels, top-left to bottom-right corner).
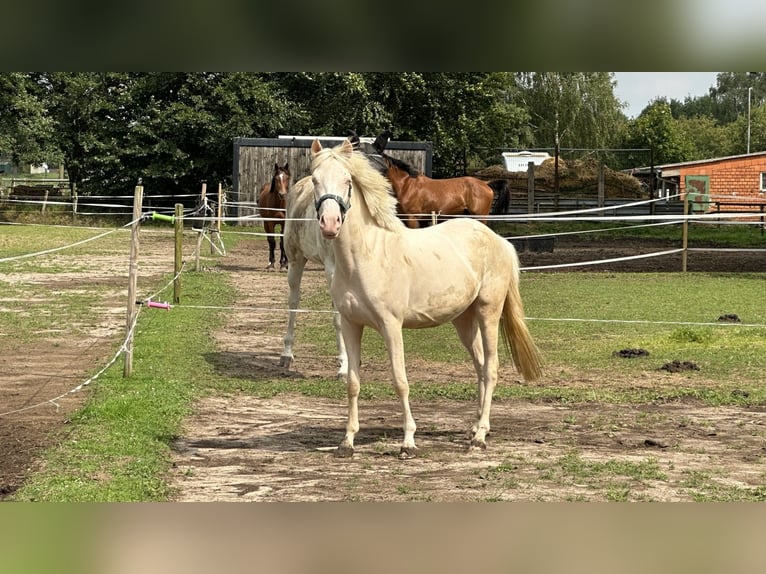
612;72;719;119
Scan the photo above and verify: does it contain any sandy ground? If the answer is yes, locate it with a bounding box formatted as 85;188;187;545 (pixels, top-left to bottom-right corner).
168;238;766;501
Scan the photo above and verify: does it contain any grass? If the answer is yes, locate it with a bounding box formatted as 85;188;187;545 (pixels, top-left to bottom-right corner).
13;269;235;501
294;267;766;405
6;221;766;500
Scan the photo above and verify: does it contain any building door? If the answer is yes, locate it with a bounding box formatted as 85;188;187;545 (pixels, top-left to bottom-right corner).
685;175;710;212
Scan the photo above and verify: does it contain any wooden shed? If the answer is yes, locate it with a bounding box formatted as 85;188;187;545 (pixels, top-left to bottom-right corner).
232;136;433;224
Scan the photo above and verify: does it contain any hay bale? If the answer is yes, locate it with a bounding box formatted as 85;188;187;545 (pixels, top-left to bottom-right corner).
474;159;644;198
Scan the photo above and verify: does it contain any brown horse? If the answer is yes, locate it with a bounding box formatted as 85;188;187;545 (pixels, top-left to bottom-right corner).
258;162;291;270
382;155;495;228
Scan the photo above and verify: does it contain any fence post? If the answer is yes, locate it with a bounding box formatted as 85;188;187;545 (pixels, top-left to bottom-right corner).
209;183;223;254
71;182;78;224
217;183;223;233
174;203;183;304
598;163;605;211
682;193;689;272
527;162;535;213
124;184;144;378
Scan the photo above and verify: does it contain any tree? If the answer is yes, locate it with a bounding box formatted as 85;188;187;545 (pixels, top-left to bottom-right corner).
707;72;765;125
0;73;53;167
674;115;730;160
277;72;529;177
514;72;627;152
34;72;304;196
625;99;692;165
31;72;129;194
120;72;304;195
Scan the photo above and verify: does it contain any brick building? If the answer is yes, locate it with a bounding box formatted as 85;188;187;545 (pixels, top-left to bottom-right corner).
654;152;766;213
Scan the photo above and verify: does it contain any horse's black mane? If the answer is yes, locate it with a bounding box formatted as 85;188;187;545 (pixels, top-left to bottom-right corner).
346;129;389;176
346;128;420;178
373;128;393;153
383;153;419;177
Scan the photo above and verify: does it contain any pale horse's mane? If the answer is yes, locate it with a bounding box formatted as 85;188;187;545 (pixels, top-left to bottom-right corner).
311;143;403;232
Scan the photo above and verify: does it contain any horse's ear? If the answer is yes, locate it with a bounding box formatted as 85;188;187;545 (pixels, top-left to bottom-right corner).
283;163;289;171
311;139;323;156
274;163;279;171
339;139;354;156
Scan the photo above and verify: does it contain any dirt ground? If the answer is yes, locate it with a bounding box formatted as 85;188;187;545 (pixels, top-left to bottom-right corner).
0;231;179;499
3;232;766;501
169;236;766;501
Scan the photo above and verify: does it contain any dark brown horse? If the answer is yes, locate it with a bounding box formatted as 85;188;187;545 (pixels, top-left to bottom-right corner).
258;162;291;270
382;154;496;228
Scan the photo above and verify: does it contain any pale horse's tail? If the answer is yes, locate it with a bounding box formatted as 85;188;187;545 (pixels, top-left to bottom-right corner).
500;245;543;381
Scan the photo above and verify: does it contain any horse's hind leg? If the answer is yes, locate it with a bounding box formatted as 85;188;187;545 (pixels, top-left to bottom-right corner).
322;263;347;377
280;256;307;369
452;311;487;440
470;313;502;449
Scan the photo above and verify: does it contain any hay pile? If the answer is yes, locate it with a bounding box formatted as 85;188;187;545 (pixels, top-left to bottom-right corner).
475;157;644;199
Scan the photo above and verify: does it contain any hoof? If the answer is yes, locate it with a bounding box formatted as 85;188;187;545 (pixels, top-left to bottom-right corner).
278;355;293;369
265;265;276;272
280;264;289;272
334;444;354;458
469;438;487;450
399;446;418;460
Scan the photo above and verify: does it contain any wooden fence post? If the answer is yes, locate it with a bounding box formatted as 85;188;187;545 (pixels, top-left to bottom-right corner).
71;182;78;224
527;162;535;213
195;181;207;271
682;193;689;272
217;183;223;233
123;184;144;378
598;163;605;211
210;183;223;254
174;203;183;304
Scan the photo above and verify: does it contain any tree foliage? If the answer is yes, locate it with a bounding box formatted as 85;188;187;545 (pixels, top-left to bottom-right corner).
0;73;54;166
514;72;626;150
0;72;761;198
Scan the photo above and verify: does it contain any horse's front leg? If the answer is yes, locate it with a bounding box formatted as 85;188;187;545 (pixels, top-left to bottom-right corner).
265;233;277;271
335;319;363;458
278;231;288;271
381;323;417;459
279;256;306;369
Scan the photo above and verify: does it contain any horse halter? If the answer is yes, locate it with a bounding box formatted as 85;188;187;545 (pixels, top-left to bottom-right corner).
315;182;352;221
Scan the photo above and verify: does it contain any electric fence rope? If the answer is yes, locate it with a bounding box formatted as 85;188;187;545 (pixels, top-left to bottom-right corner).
3;189;764;419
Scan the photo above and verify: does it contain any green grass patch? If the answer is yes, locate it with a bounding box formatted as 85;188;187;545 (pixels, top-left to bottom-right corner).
294;269;766;405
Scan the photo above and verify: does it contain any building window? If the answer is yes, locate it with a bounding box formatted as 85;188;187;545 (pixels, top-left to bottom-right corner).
762;172;766;191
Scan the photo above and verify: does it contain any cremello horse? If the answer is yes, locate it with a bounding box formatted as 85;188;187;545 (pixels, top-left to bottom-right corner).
310;139;542;458
278;172;348;377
